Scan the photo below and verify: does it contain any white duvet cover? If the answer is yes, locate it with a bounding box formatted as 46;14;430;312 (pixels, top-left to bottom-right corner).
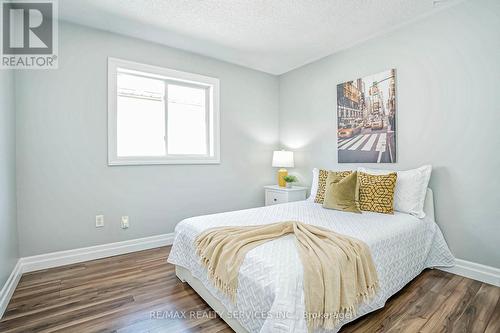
168;200;454;333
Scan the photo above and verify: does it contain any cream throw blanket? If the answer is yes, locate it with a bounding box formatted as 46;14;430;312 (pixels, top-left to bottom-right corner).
195;221;379;330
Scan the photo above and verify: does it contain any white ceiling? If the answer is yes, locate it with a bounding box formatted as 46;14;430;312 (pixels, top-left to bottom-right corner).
59;0;462;75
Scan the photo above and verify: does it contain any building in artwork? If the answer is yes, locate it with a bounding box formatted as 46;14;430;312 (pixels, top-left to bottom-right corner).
387;68;396;115
337;79;365;126
387;68;397;131
368;81;385;117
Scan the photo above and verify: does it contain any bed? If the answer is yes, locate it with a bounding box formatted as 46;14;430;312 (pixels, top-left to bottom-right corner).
167;188;455;333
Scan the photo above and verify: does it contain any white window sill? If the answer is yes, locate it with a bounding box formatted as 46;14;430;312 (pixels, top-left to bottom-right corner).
108;158;221;166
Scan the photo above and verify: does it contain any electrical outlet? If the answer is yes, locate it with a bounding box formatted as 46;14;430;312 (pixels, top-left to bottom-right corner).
95;215;104;228
121;216;129;229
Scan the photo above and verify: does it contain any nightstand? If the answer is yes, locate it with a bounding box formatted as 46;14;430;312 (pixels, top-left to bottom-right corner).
264;185;308;206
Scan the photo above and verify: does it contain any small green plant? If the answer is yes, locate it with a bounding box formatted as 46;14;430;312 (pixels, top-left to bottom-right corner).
283;175;297;183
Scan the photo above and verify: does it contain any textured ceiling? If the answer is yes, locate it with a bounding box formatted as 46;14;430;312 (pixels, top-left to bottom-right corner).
59;0;462;74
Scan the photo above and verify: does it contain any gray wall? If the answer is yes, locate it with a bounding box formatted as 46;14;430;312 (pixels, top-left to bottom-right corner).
279;0;500;268
0;70;19;285
16;22;279;256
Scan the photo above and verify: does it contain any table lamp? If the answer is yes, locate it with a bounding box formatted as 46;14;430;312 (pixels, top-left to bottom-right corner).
272;150;294;187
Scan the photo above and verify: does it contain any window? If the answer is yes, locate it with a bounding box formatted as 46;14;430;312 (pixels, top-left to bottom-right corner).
108;58;220;165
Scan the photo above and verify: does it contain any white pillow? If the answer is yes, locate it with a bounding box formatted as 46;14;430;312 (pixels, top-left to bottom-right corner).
307;168;320;202
357;165;432;218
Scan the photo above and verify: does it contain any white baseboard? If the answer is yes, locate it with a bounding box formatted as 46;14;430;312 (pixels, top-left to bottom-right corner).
0;233;174;319
0;260;22;319
438;259;500;287
20;233;174;273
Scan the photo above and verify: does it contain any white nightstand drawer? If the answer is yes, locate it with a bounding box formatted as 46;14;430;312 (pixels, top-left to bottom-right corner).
264;185;308;206
265;190;288;206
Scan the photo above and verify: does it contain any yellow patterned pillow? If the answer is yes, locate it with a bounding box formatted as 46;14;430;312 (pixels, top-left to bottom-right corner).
358;172;397;214
314;169;352;204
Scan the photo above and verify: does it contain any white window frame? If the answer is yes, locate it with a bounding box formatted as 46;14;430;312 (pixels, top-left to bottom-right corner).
107;57;220;165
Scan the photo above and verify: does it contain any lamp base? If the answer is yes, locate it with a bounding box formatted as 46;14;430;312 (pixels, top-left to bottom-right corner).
278;169;288;187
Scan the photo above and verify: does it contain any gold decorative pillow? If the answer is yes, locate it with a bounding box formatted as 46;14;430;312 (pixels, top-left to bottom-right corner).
358;172;397;214
314;169;352;204
323;171;361;213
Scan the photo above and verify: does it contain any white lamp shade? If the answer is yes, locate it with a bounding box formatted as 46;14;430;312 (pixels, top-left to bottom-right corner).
272;150;294;168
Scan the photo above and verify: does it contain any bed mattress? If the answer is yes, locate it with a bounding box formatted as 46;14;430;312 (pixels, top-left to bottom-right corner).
168;199;454;333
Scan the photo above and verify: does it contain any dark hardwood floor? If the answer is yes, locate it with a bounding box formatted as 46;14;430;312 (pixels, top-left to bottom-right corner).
0;246;498;333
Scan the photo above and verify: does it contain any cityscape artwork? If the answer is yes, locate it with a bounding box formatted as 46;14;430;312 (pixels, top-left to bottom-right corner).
337;69;397;163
